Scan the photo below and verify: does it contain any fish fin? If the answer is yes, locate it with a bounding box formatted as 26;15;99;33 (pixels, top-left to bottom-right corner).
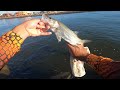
74;31;79;35
55;33;62;42
56;36;62;42
82;40;91;43
54;21;59;27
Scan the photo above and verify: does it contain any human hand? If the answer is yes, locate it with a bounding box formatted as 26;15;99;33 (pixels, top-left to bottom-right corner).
67;43;90;60
13;19;52;40
23;19;52;37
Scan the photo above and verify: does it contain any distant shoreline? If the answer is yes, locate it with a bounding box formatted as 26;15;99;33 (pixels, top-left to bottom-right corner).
0;11;87;20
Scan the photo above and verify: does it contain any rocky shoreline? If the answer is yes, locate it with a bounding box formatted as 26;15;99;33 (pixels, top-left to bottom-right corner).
0;11;86;20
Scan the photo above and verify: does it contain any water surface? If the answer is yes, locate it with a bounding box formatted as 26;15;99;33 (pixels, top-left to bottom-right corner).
0;11;120;79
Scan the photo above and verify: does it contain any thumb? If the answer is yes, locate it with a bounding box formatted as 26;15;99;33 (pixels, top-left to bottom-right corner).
84;47;90;54
66;43;75;56
67;43;75;51
40;32;52;36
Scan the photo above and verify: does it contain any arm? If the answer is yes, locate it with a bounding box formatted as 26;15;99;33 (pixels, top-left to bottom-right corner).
67;43;120;79
0;19;51;70
85;54;120;79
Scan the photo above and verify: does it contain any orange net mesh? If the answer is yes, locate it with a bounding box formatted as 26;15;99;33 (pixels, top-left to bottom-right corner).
0;30;23;69
86;54;114;78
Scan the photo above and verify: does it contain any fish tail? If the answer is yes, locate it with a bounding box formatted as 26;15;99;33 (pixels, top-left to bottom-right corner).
82;40;91;43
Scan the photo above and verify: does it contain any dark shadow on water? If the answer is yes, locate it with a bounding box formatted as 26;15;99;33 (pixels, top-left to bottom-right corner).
50;72;72;79
0;65;10;79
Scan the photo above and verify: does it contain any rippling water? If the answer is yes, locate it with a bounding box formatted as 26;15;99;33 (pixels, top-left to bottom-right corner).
0;11;120;79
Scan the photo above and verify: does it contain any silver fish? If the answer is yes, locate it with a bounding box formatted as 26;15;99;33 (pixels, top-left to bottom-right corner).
42;14;90;77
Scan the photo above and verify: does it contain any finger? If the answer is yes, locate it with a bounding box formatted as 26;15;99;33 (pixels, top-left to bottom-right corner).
78;44;84;49
67;44;76;54
67;43;75;49
37;24;45;29
46;25;50;29
80;43;84;46
39;19;50;26
43;23;50;30
30;19;41;24
40;28;49;32
38;21;45;25
40;19;50;26
40;32;52;36
66;42;77;47
37;23;50;30
38;22;46;28
84;47;90;54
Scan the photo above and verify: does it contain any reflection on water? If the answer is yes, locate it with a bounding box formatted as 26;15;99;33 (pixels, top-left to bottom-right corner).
0;11;120;79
